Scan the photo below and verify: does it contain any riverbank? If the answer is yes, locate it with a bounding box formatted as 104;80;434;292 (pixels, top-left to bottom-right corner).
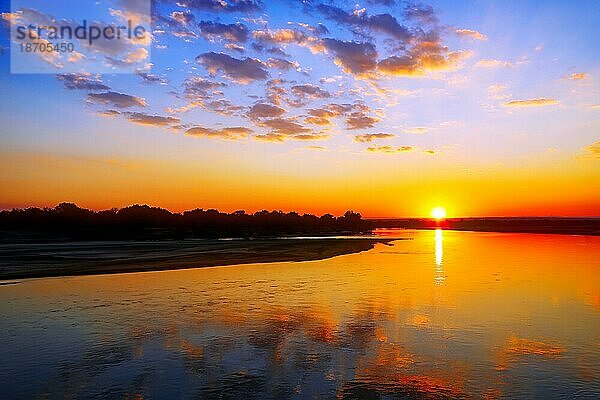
0;238;393;280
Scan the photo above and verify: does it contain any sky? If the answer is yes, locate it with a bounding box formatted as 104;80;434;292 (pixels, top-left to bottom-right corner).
0;0;599;217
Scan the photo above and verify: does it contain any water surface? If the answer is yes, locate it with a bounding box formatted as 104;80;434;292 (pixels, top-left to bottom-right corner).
1;230;599;399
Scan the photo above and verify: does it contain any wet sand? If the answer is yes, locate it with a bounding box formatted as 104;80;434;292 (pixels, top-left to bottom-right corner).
0;238;393;280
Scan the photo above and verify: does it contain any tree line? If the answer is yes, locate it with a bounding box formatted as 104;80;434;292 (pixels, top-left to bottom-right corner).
0;203;368;241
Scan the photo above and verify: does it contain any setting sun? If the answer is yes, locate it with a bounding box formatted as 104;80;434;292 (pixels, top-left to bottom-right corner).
431;207;447;220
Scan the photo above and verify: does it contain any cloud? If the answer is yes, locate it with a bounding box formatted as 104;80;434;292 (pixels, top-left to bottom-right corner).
579;141;600;159
178;0;262;13
403;3;438;25
252;116;327;141
87;92;147;108
97;109;121;118
475;59;513;68
168;76;232;114
202;98;243;115
367;145;414;153
265;58;299;71
125;112;181;127
224;43;245;53
183;76;226;99
291;84;331;99
304;145;326;151
354;133;395;142
305;103;374;128
322;39;378;76
265;79;287;105
106;48;150;68
378;33;471;77
567;72;588;81
171;11;195;26
488;84;509;100
136;72;168;85
504;98;559;107
198;21;249;43
346;106;381;129
253;28;306;44
254;133;286;142
247;103;286;119
56;73;110;91
292;133;329;141
304;104;352;125
196;52;269;83
259;117;311;136
295;22;329;35
455;29;487;41
186;126;252;140
315;4;412;41
403;127;428;134
252;28;325;53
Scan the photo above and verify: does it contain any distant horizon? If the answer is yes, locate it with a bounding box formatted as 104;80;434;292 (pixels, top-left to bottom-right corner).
1;201;598;219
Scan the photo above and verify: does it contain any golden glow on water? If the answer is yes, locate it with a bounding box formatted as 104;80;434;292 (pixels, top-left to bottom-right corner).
0;231;599;398
435;229;445;285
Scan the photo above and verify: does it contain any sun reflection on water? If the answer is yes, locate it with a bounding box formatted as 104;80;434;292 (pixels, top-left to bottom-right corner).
434;229;445;285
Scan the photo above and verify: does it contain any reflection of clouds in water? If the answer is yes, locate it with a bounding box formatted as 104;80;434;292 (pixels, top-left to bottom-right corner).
495;336;563;372
3;231;598;398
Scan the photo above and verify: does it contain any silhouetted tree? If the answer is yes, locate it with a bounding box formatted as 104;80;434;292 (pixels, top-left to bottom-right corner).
0;203;370;241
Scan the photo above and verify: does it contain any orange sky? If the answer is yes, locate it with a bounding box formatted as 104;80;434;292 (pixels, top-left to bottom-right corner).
1;148;598;217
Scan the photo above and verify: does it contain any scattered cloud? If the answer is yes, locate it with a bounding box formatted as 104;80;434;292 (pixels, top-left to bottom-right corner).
198;21;249;43
488;84;509;100
56;73;109;91
126;112;181;127
247;103;286;119
186;126;252;140
291;84;331;99
304;145;326;151
259;117;311;136
455;29;487;41
475;59;513;68
178;0;262;13
196;52;268;83
504;98;559;107
403;127;428;134
354;133;395;142
97;109;121;118
266;58;299;71
378;36;471;76
304;104;351;125
367;145;414;153
315;4;412;41
579;141;600;159
184;76;226;99
136;72;168;85
322;39;378;76
346;112;380;130
567;72;588;81
87;91;147;108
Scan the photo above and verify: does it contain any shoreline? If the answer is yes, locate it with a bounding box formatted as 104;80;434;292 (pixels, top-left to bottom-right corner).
0;238;393;281
369;218;600;236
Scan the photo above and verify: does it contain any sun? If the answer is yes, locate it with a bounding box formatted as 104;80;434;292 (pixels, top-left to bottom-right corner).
431;206;447;220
